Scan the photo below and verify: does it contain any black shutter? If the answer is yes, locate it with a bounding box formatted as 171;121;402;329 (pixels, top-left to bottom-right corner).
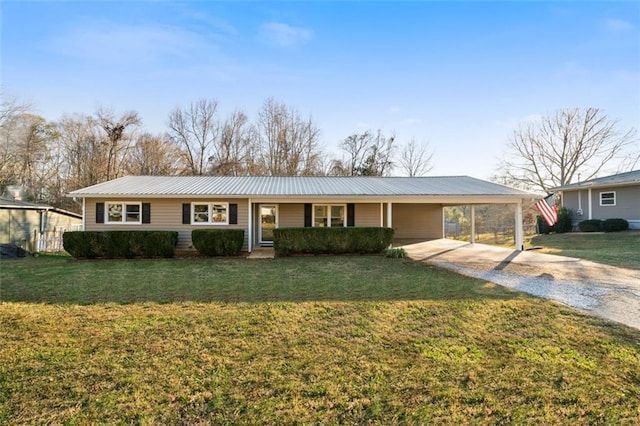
96;202;105;224
347;203;355;227
142;203;151;224
229;203;238;224
182;203;191;224
304;203;312;227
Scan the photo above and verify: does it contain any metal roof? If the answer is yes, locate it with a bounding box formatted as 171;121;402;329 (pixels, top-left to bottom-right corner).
0;197;82;218
0;197;51;209
68;175;532;198
551;170;640;191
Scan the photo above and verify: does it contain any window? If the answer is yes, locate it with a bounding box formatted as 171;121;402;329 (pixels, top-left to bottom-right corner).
600;191;616;206
106;202;141;224
192;202;228;225
313;204;345;227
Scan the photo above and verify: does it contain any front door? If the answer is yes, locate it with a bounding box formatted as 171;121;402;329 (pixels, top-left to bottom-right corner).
259;204;278;246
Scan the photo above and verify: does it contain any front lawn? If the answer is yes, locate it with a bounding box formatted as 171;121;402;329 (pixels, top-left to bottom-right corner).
531;230;640;269
1;256;639;424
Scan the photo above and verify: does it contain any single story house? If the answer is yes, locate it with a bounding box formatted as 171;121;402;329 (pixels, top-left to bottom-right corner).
551;170;640;230
0;197;83;252
68;175;533;251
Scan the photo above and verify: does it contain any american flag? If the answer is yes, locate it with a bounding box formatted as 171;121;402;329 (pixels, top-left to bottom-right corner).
535;193;558;226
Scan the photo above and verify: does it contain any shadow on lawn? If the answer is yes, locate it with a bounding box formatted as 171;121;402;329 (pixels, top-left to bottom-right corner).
0;256;529;305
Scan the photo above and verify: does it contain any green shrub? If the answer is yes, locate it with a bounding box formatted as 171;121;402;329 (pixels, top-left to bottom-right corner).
62;232;97;259
63;231;178;259
555;207;573;233
385;247;407;258
273;227;394;256
536;215;552;235
578;220;603;232
602;218;629;232
536;207;572;234
191;229;244;256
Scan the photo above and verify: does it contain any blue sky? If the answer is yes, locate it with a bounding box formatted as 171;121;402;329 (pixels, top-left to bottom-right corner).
2;1;639;179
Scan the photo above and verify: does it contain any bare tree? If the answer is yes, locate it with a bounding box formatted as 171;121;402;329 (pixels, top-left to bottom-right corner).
126;133;182;175
339;129;396;176
256;98;322;176
167;99;220;175
398;138;434;177
209;110;258;176
500;108;637;191
96;108;141;181
58;114;107;190
0;94;30;189
0;113;60;201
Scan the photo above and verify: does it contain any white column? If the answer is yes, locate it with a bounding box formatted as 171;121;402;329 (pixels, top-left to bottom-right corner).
386;202;393;228
470;205;476;244
82;197;86;231
515;201;524;251
247;199;252;252
588;188;592;219
380;203;384;227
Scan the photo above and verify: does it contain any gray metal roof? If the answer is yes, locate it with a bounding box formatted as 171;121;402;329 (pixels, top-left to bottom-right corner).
0;197;51;209
68;175;532;198
0;197;82;218
551;170;640;191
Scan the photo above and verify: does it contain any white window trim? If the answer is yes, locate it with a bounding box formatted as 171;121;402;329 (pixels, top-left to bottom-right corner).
312;203;347;228
599;191;616;207
105;201;142;225
191;202;229;225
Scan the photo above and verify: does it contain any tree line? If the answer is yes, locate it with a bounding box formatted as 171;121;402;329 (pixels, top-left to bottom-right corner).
2;91;637;213
0;95;434;212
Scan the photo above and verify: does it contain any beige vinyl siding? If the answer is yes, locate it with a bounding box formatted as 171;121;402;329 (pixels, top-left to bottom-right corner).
354;203;381;226
393;203;443;239
85;198;249;250
279;203;305;228
46;212;82;232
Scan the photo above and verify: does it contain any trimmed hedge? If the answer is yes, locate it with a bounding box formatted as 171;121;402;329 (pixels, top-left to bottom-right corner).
63;231;178;259
273;227;394;256
602;218;629;232
578;220;602;232
191;229;244;256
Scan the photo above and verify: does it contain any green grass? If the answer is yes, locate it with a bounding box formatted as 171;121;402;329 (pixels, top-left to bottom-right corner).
1;256;639;424
531;230;640;269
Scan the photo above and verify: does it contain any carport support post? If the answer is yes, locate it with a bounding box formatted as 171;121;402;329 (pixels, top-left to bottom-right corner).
470;205;476;244
515;201;524;251
247;199;252;253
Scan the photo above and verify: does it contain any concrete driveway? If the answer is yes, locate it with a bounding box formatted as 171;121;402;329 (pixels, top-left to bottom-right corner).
401;239;640;330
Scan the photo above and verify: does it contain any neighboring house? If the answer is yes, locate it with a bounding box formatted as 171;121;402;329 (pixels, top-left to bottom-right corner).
551;170;640;230
0;197;83;252
68;175;533;251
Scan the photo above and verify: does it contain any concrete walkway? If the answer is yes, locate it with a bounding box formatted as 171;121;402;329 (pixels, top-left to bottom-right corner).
401;239;640;330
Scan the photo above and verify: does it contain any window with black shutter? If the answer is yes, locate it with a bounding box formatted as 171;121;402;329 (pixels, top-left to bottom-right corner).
304;203;312;227
182;203;190;224
347;203;355;227
96;203;105;224
229;203;238;224
142;203;151;224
